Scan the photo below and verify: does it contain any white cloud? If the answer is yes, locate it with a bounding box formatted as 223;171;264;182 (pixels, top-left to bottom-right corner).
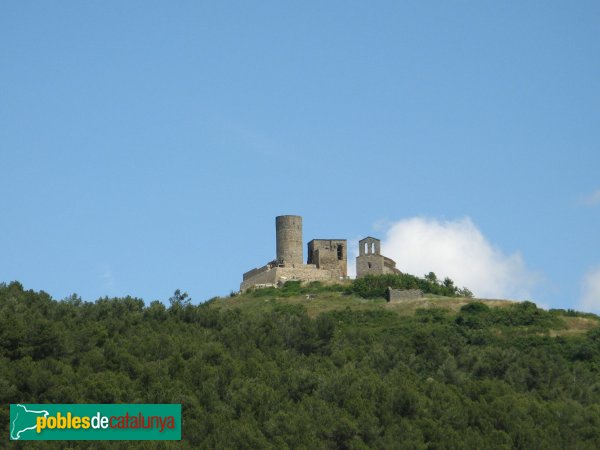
579;266;600;313
582;190;600;206
377;217;539;299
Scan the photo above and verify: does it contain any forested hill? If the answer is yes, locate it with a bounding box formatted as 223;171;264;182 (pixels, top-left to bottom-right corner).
2;279;600;449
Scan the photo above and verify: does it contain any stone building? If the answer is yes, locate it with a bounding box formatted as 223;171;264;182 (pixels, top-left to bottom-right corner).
307;239;347;278
240;216;347;291
356;236;402;278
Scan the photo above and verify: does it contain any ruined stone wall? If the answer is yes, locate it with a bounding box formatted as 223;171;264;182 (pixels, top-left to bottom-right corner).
386;288;423;302
240;266;278;290
243;265;269;281
276;266;339;284
241;264;341;291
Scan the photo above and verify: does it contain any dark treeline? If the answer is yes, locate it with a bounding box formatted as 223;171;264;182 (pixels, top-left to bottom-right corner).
1;281;600;449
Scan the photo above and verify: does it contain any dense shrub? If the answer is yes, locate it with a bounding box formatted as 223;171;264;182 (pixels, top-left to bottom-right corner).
456;301;564;330
352;273;468;298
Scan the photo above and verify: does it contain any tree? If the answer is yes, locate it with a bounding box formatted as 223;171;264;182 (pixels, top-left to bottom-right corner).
458;287;474;298
169;289;191;309
425;272;438;284
443;277;455;290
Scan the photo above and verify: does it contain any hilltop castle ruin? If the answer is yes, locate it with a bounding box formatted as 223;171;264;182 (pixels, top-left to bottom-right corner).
241;215;401;291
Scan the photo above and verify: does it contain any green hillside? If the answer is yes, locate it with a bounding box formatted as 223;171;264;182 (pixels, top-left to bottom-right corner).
2;279;600;449
214;280;597;337
215;282;514;319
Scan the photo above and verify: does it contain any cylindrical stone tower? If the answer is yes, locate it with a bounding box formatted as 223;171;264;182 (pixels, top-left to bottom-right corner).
276;215;303;267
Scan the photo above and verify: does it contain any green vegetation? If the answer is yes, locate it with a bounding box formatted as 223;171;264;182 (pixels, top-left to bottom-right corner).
352;273;473;299
2;280;600;449
246;280;347;298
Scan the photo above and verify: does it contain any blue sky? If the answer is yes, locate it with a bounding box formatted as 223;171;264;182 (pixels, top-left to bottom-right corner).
1;2;599;310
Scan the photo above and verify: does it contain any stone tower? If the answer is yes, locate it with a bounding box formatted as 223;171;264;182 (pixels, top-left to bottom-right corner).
275;215;303;267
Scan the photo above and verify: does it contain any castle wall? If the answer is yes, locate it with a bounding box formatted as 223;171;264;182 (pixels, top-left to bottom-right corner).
240;266;278;290
240;264;341;291
243;265;270;281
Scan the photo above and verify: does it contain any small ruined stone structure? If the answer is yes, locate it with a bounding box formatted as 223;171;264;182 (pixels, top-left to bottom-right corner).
386;287;423;302
241;215;347;291
356;237;402;278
